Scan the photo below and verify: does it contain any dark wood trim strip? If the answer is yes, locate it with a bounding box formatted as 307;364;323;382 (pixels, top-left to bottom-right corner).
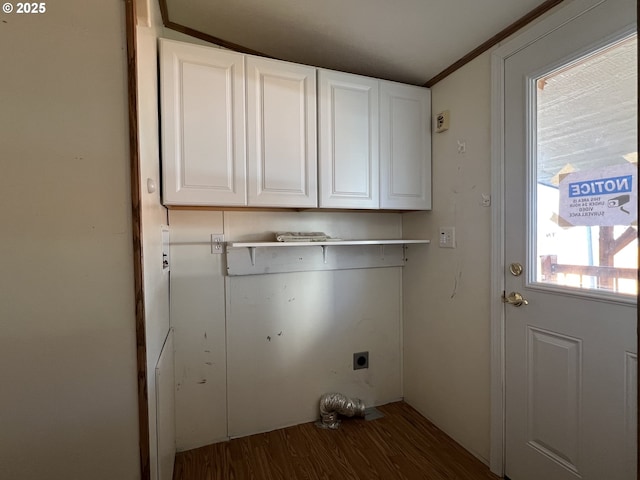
124;1;151;479
158;0;271;57
164;20;271;57
158;0;169;24
424;0;565;87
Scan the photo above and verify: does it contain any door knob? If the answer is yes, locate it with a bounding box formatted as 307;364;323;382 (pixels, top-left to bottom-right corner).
502;291;529;307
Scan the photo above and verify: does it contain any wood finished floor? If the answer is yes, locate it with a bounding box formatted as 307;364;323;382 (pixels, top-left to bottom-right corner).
173;401;500;480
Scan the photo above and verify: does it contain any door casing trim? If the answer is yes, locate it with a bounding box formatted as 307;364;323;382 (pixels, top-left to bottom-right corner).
489;0;610;475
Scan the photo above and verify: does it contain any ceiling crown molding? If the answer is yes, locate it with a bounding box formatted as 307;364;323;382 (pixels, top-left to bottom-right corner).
158;0;565;87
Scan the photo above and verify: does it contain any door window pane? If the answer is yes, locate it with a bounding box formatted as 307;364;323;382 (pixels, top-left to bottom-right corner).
534;35;637;295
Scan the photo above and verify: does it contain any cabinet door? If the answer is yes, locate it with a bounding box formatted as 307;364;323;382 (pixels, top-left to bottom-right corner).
380;81;431;210
318;70;379;209
160;39;246;206
246;57;317;207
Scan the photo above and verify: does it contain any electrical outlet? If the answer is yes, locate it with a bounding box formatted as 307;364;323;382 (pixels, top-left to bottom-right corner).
211;234;225;254
353;351;369;370
439;227;455;248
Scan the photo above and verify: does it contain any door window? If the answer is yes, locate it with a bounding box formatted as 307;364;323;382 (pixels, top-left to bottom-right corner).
533;35;637;296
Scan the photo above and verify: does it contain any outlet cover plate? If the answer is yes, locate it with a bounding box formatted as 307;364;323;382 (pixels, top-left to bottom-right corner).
211;234;225;254
353;351;369;370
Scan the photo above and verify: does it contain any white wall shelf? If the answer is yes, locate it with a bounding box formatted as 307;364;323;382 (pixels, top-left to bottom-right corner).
225;239;430;275
228;239;429;248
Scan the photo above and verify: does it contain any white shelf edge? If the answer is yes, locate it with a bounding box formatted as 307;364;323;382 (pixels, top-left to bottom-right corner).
227;239;430;248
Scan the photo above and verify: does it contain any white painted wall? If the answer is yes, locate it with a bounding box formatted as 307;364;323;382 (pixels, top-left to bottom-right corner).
136;1;173;479
169;210;228;451
170;210;404;450
155;329;176;480
0;2;140;479
227;267;402;437
402;52;493;463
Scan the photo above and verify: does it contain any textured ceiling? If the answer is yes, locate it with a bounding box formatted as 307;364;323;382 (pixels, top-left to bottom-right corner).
163;0;552;85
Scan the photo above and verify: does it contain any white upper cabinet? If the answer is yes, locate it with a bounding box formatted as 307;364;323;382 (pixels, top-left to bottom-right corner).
160;40;316;208
319;73;431;210
246;57;318;208
318;70;379;209
379;81;432;210
160;39;246;206
159;39;431;210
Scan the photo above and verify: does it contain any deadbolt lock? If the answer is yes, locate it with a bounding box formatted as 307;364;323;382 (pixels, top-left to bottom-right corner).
509;262;523;276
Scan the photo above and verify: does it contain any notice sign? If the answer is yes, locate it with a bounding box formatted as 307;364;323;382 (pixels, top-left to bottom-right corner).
559;163;637;227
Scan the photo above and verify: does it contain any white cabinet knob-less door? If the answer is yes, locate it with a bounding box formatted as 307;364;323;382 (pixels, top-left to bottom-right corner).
380;81;432;210
160;39;247;206
246;57;318;208
318;69;380;209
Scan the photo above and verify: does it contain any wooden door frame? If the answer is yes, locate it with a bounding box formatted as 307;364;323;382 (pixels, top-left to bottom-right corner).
124;0;151;478
488;0;619;475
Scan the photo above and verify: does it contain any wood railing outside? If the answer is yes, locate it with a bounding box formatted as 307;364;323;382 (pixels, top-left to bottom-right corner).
540;254;637;292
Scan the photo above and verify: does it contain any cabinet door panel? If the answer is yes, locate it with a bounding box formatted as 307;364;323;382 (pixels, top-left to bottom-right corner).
380;81;431;210
160;39;246;206
246;56;318;207
318;70;379;209
247;57;317;207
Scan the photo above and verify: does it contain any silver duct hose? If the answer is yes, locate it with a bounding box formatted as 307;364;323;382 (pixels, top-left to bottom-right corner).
318;392;366;429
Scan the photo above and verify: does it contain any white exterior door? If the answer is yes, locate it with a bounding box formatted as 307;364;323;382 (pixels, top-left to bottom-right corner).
246;57;317;208
503;1;637;479
318;69;379;209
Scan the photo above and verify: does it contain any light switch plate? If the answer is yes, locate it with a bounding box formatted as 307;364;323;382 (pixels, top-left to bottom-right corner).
439;227;455;248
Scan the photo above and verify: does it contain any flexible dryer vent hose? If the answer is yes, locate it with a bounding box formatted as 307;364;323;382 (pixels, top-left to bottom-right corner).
318;392;366;429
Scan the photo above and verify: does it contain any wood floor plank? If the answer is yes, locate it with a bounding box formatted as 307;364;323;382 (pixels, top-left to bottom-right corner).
174;402;500;480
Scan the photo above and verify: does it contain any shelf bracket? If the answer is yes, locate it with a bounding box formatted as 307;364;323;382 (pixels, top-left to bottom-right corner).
379;245;386;260
248;247;256;266
322;245;328;264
